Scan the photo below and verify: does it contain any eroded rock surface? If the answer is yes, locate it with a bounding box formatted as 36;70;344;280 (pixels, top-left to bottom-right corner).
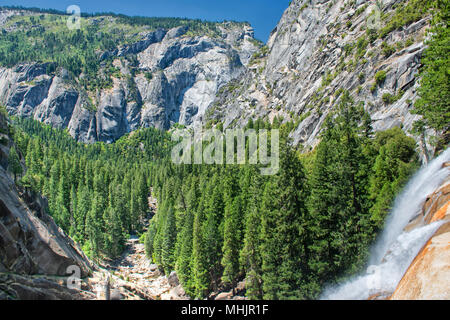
0;12;260;143
208;0;432;150
0;112;94;299
390;175;450;300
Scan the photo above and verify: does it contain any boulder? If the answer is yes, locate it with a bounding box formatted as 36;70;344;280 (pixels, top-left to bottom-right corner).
215;291;233;300
168;271;180;287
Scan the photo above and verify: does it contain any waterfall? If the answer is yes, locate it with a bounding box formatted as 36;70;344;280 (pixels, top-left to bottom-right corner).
321;148;450;300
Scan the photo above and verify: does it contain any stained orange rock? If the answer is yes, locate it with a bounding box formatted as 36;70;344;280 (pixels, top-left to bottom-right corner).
390;178;450;300
403;180;450;232
390;174;450;300
423;181;450;224
430;202;450;223
390;221;450;300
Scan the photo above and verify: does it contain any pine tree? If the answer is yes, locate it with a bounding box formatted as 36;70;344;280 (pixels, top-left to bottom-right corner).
413;1;449;133
73;183;90;243
308;92;373;289
203;173;224;291
221;195;243;293
161;204;177;275
240;166;264;299
175;179;198;297
86;194;105;259
103;203;125;258
192;200;209;298
260;136;308;300
369;128;418;226
8;146;22;182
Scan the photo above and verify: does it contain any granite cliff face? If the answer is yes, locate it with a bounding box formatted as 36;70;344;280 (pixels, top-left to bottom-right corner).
0;9;260;143
0;111;94;299
0;1;434;148
208;0;431;149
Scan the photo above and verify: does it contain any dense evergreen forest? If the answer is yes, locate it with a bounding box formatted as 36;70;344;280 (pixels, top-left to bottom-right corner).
6;90;419;299
144;92;419;299
10;116;173;259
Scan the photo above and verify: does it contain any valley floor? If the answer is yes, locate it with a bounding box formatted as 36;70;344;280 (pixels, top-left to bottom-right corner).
83;192;188;300
91;237;187;300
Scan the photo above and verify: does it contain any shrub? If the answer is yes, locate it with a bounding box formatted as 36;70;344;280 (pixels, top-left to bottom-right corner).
382;93;395;104
370;83;377;93
358;72;365;82
382;90;405;104
378;0;434;39
381;42;396;57
375;70;387;85
145;72;153;81
357;86;363;94
405;38;414;47
366;28;378;43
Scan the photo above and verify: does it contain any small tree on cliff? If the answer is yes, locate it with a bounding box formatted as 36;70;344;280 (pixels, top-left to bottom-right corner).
8;146;23;182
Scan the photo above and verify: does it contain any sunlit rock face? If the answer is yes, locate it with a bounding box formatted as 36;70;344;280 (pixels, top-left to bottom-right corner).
390;176;450;300
0;15;260;143
207;0;431;150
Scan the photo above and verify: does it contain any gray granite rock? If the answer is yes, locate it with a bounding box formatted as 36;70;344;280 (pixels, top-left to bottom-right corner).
0;20;260;143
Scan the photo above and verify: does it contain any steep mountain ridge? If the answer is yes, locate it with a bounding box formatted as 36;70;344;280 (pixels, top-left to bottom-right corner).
0;1;437;149
0;8;260;143
207;0;433;150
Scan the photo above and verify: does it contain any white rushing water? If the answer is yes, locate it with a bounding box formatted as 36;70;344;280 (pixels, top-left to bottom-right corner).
321;148;450;300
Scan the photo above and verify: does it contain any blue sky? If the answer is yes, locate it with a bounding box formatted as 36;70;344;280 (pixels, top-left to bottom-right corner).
2;0;291;41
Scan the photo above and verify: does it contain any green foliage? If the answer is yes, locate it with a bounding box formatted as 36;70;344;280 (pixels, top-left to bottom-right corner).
322;71;337;87
368;128;419;226
413;1;450;133
378;0;434;38
8;108;419;300
249;46;269;65
356;37;368;59
260;137;308;300
381;41;396;58
12;116;172;260
382;90;404;105
8;146;23;182
144;72;153;81
366;28;378;43
0;8;244;91
375;70;387;85
307;91;374;290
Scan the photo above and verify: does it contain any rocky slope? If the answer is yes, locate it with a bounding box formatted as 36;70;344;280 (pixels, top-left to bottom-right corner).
0;1;435;150
0;111;94;299
0;8;260;143
207;0;432;150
